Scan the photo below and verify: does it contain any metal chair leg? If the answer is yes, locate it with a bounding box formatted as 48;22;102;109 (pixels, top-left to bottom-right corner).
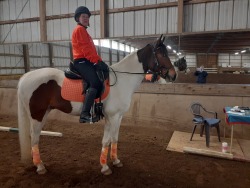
205;124;210;147
190;125;197;141
216;124;221;142
200;124;204;137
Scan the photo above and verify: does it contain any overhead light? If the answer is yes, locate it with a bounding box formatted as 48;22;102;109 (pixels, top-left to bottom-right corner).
235;52;239;55
179;52;181;55
167;45;171;49
241;50;246;53
173;50;176;53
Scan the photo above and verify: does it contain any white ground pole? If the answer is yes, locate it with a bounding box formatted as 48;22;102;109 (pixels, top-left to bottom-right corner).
0;126;63;137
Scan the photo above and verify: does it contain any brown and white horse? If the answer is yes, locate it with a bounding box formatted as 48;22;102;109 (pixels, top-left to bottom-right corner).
17;35;177;175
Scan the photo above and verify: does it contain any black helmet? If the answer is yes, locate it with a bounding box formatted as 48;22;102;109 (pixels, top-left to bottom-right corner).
74;6;91;22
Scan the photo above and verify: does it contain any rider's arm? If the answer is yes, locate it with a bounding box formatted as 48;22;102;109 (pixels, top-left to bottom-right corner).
73;26;102;63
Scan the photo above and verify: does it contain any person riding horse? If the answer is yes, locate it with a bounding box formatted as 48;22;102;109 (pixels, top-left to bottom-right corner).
72;6;108;123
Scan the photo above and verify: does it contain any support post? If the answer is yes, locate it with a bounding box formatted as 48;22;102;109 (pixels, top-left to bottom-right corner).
48;43;54;67
97;44;101;60
69;42;73;61
109;40;112;65
39;0;47;42
177;0;183;34
23;44;30;73
100;0;107;38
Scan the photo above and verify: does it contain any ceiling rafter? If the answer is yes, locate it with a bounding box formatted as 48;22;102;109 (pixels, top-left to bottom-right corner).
116;31;250;54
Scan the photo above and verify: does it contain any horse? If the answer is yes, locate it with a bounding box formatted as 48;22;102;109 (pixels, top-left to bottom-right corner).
17;35;177;175
174;56;188;73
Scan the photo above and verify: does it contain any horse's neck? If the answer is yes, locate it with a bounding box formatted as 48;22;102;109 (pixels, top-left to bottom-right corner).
111;51;143;73
110;51;145;93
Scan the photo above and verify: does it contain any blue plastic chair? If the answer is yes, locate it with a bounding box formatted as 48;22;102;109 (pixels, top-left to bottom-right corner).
190;102;221;147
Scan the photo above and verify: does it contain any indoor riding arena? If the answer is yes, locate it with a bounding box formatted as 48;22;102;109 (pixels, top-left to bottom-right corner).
1;0;250;187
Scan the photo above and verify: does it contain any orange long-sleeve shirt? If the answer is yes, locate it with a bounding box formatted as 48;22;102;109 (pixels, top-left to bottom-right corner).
72;24;102;63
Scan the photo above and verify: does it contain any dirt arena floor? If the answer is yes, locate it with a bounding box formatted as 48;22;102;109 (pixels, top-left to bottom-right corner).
1;114;250;188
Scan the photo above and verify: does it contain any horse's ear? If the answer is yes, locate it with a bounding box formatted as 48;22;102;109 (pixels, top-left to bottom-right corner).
159;34;163;41
162;36;165;43
156;34;163;46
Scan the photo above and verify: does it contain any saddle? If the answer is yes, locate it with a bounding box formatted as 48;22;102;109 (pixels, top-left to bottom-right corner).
61;62;110;122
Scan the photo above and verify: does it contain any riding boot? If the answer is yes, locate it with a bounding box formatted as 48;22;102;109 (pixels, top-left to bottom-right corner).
80;88;97;123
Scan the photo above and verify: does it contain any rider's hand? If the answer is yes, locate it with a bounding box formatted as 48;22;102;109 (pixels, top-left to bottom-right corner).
95;61;109;72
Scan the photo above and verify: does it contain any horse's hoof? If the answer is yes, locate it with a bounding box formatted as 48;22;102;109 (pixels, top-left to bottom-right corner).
102;168;112;175
101;165;112;175
113;161;123;168
37;168;47;174
36;163;47;174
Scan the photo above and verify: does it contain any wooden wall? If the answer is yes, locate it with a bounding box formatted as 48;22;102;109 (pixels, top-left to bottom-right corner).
1;83;250;140
175;72;250;84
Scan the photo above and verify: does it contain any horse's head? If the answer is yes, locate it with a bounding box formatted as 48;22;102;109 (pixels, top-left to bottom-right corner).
174;57;187;71
174;57;190;74
137;35;177;82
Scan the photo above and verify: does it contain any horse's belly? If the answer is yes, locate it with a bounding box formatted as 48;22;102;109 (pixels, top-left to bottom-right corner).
69;102;82;115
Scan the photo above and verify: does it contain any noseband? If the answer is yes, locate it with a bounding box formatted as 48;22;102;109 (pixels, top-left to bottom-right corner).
149;44;173;79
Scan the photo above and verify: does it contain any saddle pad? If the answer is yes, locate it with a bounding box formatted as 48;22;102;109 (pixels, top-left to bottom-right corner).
61;78;110;102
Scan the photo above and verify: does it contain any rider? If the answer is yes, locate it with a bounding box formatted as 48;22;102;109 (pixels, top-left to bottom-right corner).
72;6;106;123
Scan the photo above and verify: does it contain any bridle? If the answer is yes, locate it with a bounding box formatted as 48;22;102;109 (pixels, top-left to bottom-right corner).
148;44;174;79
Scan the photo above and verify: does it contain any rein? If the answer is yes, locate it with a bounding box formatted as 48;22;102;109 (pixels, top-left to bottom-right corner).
108;67;149;86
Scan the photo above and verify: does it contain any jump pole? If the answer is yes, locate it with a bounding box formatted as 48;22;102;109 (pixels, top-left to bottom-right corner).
0;126;63;137
183;147;233;160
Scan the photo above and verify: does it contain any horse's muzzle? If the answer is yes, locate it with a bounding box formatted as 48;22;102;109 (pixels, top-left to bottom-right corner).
160;67;177;82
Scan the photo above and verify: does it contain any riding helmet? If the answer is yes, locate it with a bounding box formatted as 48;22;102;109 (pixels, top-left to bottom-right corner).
74;6;91;22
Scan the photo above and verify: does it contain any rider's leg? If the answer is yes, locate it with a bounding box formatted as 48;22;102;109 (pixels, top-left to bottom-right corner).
73;60;102;123
80;87;97;122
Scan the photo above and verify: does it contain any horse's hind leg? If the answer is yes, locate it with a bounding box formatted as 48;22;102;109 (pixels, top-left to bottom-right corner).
30;111;49;174
100;114;123;175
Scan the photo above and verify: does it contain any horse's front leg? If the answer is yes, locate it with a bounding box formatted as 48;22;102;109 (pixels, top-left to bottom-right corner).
110;142;123;167
100;114;123;175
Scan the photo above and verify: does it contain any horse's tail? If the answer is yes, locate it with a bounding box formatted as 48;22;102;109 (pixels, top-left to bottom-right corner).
17;77;32;163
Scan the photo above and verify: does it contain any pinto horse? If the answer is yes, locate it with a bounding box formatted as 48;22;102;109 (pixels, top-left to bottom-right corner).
17;35;177;175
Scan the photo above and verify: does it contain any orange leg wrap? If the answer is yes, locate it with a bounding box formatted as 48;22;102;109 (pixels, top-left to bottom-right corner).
32;145;42;166
100;147;109;166
110;143;118;161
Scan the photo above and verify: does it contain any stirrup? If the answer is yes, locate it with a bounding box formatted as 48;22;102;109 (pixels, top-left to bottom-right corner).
79;115;100;123
79;113;92;123
79;117;91;123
